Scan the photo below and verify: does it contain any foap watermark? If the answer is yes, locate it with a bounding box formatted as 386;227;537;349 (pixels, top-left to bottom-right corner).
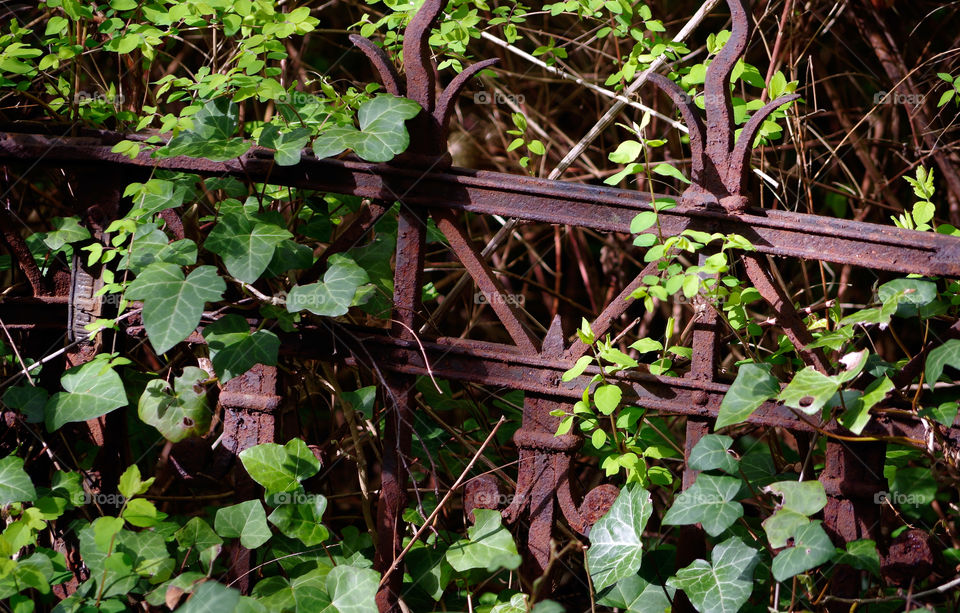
270;491;323;505
474;292;525;306
874;491;925;505
873;91;925;106
473;91;525;106
74;90;125;106
70;490;128;506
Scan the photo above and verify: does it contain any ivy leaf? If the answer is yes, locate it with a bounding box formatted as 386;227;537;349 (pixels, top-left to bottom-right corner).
42;217;90;250
324;565;379;613
667;537;759;613
688;434;739;474
765;480;827;516
126;263;226;354
238;438;321;495
287;254;369;317
445;508;521;573
205;212;292;284
267;495;329;546
833;539;881;578
406;543;453;601
597;574;674;612
175;517;223;552
771;521;834;581
138;367;212;442
258;124;311;166
162;98;251;161
662;474;743;536
762;509;809;549
926;339;960;391
312;95;422;163
778;367;838;415
0;454;37;505
587;484;651;591
715;363;779;428
202;315;280;382
1;385;47;423
176;581;241;613
119;223;196;272
215;500;272;549
125;178;189;218
118;464;155;500
840;376;894;435
45;357;127;431
761;481;827;548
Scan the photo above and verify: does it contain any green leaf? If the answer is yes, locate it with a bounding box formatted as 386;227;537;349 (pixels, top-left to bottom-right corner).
175;517;223;552
921;401;959;427
715;363;779;428
205;212;292;284
594;384;622;415
925;339;960;391
215;500;271;549
833;539;880;577
202;315;280;382
1;385;47;423
771;521;834;581
325;565;380;613
406;543;453;601
667;537;759;613
840;376;893;435
176;581;241;613
445;508;521;572
662;474;743;537
630;211;657;233
0;454;37;505
652;163;691;184
42;217;90;250
239;438;321;495
688;434;738;474
562;355;593;382
45;357;127;431
597;574;674;612
118;464;154;500
778;367;838;415
762;509;809;549
268;495;329;546
609;140;643;164
587;484;651;591
258;125;311;166
138;367;211;442
765;480;827;516
126;263;226;354
313;95;422;163
287;254;369;317
162;98;251;161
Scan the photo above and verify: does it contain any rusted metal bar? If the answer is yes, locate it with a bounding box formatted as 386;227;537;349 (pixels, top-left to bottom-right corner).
567;260;660;359
215;364;281;594
2;133;958;278
432;208;539;354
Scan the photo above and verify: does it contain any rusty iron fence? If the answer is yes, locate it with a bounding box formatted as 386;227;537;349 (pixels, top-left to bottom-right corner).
2;0;960;611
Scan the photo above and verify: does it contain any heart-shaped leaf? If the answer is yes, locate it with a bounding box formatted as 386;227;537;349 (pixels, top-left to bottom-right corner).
202;315;279;382
662;474;743;536
205;212;292;284
286;254;369;317
215;500;271;549
126;263;225;354
138;367;212;442
45;357;127;431
667;537;759;613
446;508;521;573
587;484;651;591
239;438;321;495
